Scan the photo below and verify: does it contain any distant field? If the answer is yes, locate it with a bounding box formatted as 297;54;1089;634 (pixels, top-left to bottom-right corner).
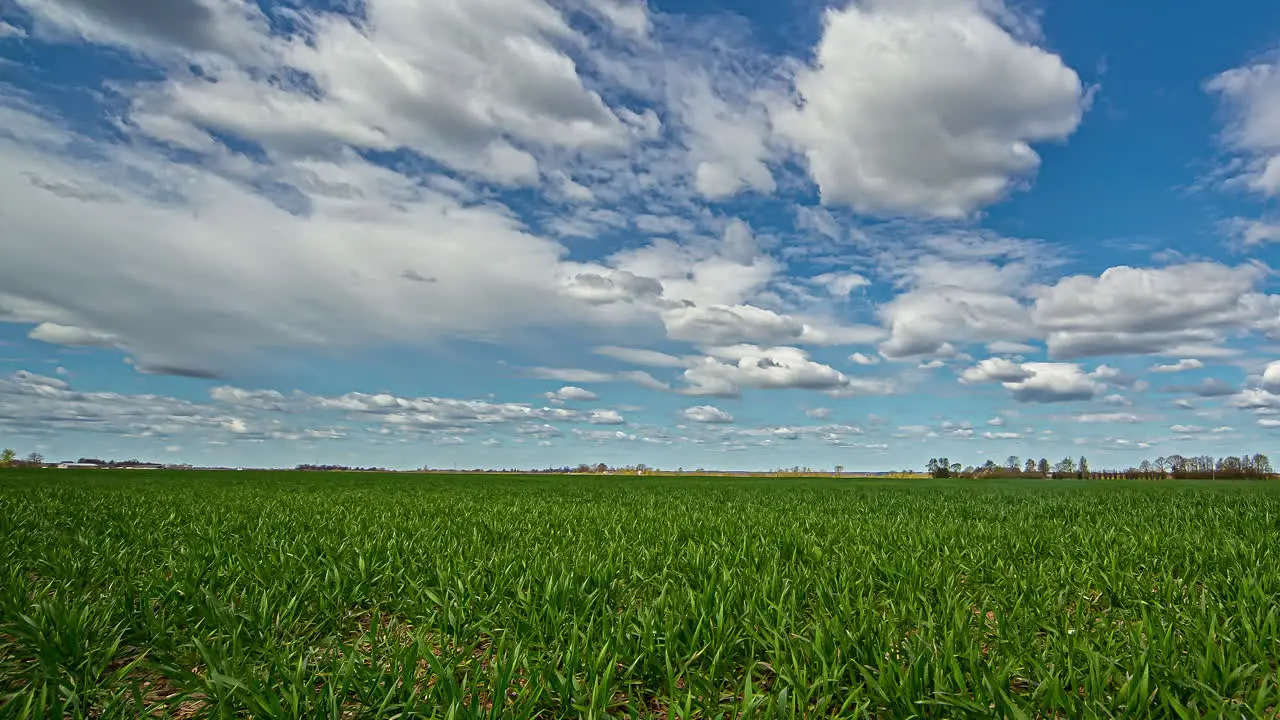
2;470;1279;718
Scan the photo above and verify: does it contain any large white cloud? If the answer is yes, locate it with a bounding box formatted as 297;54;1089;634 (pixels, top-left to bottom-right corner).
1264;361;1280;393
960;359;1103;403
1030;262;1280;359
662;304;805;346
0;123;640;374
1206;58;1280;196
871;232;1047;358
1004;363;1103;402
679;344;892;397
0;368;260;439
560;271;665;305
113;0;633;184
677;73;776;199
959;357;1032;384
608;220;780;310
879;288;1032;358
14;0;268;59
772;0;1086;218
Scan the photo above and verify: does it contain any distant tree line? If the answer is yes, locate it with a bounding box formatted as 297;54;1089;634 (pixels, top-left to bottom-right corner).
0;449;45;467
927;453;1274;480
69;458;165;469
0;453;182;469
295;464;389;472
571;463;653;474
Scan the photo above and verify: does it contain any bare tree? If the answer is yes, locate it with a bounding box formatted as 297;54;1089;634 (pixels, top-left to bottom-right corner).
1253;453;1273;475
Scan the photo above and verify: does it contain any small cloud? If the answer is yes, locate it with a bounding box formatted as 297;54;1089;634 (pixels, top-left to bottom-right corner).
1150;358;1204;373
1225;217;1280;247
593;346;687;368
1263;361;1280;393
810;272;870;297
586;409;625;425
546;386;599;402
29;322;118;348
1074;412;1139;424
987;341;1039;355
131;361;222;380
1163;378;1236;397
1103;394;1132;406
986;416;1005;426
805;407;832;419
959;358;1033;384
849;352;880;366
401;269;438;282
681;405;734;424
0;21;27;39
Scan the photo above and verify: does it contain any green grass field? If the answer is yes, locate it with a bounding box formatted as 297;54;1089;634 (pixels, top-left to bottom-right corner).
2;469;1279;718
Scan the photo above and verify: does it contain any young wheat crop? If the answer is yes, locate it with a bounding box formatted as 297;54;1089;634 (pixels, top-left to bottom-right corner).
1;470;1278;718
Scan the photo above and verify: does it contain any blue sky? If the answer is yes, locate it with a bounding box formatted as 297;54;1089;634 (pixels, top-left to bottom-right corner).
1;0;1279;471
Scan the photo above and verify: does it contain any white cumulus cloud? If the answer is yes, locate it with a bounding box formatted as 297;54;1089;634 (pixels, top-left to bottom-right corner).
772;0;1086;218
680;404;734;423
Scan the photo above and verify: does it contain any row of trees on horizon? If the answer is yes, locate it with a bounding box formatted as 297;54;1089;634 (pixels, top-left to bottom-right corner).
3;446;1275;480
928;453;1275;480
0;449;40;467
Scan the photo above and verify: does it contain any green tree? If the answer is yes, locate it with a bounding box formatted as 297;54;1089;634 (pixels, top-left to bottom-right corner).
1037;458;1050;476
1024;458;1036;474
0;449;15;467
1006;455;1020;472
1078;455;1089;480
928;458;952;479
